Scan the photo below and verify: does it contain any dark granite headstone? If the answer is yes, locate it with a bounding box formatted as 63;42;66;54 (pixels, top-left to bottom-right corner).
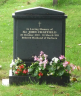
12;7;67;66
9;7;68;85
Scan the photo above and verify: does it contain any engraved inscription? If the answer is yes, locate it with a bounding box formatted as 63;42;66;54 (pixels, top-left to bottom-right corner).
20;28;59;40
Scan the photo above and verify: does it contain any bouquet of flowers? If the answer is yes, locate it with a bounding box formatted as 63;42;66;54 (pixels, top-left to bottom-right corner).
10;51;77;79
12;58;28;76
28;51;49;78
28;51;76;78
47;55;76;77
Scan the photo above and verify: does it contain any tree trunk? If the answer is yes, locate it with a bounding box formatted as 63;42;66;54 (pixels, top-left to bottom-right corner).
53;0;58;6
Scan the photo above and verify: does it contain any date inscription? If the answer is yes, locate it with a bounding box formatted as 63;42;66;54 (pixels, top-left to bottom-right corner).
20;28;59;39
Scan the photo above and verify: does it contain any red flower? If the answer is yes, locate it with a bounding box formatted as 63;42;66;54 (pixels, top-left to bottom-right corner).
23;69;27;74
68;61;70;64
15;71;18;74
38;72;43;76
19;65;24;69
17;69;20;71
26;69;28;73
17;69;22;72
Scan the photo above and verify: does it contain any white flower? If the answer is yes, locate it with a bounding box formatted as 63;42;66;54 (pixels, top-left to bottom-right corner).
50;61;52;65
16;66;18;69
54;58;59;63
57;66;60;70
39;68;41;70
10;60;15;67
52;57;55;61
50;73;53;75
47;73;50;76
52;57;59;63
28;69;29;72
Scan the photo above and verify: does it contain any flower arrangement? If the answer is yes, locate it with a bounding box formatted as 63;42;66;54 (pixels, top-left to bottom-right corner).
47;55;76;77
28;51;76;78
12;58;28;76
10;51;76;79
28;51;49;78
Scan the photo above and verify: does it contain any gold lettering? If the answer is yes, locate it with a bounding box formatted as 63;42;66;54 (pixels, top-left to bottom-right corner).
55;34;59;36
32;37;43;39
47;37;57;39
40;28;49;30
29;31;37;33
50;28;53;30
24;34;33;36
22;37;31;39
21;28;59;40
23;31;27;33
20;34;23;36
26;28;29;30
35;34;40;36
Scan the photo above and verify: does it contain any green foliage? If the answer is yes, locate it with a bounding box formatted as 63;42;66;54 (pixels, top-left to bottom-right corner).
58;0;81;6
0;0;7;5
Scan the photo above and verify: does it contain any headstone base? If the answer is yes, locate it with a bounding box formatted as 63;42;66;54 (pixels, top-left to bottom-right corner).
9;70;70;86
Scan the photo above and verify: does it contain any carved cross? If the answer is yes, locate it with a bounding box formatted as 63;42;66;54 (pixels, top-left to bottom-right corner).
38;21;41;27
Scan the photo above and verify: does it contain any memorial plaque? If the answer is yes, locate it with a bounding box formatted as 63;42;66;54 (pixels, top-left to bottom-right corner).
12;7;67;66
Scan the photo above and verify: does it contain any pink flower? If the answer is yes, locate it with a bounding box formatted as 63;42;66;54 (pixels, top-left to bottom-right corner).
59;55;65;60
70;64;76;70
69;70;71;74
66;69;68;72
39;57;43;61
43;59;48;68
39;61;43;66
37;57;43;62
63;61;69;67
15;71;18;74
40;51;44;56
44;54;48;58
34;56;38;61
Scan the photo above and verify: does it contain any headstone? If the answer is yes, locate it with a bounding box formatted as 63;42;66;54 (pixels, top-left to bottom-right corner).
12;7;67;66
9;7;67;85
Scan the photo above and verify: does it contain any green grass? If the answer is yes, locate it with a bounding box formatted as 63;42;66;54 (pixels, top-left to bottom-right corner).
0;83;81;96
0;0;81;95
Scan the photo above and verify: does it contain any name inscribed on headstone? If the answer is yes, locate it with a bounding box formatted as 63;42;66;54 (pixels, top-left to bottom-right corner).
20;28;59;40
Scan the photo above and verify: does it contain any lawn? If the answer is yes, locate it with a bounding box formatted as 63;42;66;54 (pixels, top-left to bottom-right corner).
0;0;81;96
